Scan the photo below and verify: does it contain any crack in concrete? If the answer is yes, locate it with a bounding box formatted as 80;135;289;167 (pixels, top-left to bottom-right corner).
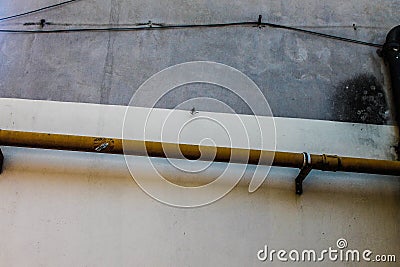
100;0;120;104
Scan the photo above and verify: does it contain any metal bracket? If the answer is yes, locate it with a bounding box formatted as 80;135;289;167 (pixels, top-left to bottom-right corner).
295;152;312;195
137;21;164;28
256;15;265;28
40;19;46;28
0;148;3;174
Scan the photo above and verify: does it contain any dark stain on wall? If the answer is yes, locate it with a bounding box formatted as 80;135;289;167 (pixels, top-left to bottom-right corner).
335;74;389;125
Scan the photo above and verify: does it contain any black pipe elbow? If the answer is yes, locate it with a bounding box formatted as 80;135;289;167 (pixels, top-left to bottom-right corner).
381;25;400;126
384;25;400;46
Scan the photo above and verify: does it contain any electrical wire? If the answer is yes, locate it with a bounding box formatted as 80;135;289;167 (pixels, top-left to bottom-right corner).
0;21;383;48
0;0;80;22
261;22;383;48
0;5;383;48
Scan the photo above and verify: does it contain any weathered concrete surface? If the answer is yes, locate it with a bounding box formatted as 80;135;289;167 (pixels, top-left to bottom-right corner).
0;0;398;123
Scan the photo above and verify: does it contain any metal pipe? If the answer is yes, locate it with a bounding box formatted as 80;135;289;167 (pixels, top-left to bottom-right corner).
382;25;400;126
0;145;3;174
1;129;400;176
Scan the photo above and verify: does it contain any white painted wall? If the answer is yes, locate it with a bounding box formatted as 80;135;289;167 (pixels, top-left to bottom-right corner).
0;98;399;266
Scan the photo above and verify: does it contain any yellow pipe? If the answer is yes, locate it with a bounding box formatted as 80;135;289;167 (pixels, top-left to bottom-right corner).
1;129;400;176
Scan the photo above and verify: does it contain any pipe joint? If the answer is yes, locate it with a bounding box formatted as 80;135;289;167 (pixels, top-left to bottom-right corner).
320;154;342;172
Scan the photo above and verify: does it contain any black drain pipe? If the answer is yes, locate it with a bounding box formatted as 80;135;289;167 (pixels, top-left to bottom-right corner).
381;26;400;125
380;25;400;156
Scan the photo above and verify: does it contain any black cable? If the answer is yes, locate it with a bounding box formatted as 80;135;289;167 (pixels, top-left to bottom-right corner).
0;21;383;48
0;0;80;22
261;22;382;48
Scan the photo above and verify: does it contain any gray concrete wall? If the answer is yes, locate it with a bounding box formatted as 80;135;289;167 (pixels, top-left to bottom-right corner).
0;0;399;123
